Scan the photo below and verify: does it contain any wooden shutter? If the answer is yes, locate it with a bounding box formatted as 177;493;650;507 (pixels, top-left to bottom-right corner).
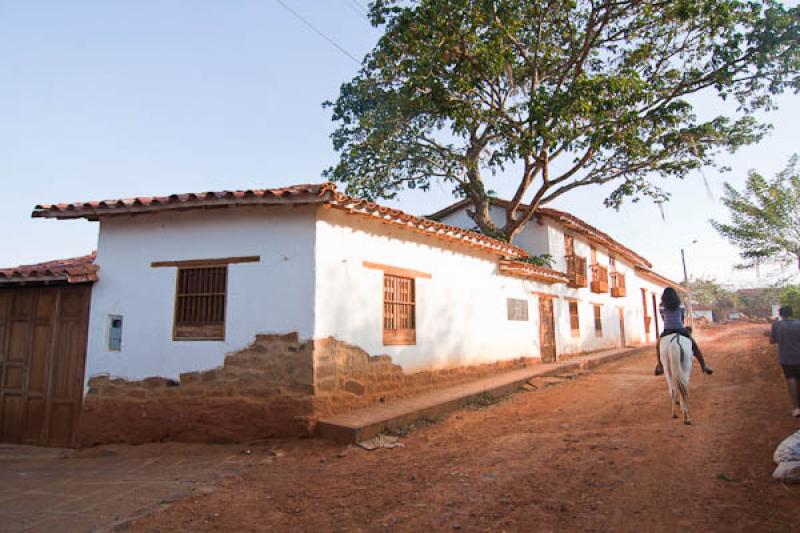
174;266;227;340
565;235;574;255
383;274;415;345
594;304;603;337
569;301;580;337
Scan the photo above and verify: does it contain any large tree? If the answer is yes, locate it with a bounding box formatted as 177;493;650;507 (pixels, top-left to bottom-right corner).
712;155;800;270
325;0;800;242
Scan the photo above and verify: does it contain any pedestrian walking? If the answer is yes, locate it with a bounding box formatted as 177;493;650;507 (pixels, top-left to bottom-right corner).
769;305;800;418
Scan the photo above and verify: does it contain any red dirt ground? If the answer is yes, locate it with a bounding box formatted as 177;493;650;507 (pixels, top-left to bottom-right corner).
133;323;799;532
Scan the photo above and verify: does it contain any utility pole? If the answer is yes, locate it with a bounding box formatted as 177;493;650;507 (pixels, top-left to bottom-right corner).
681;240;698;328
681;248;689;285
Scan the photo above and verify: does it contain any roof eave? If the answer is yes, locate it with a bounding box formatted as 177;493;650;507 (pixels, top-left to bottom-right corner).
31;196;332;220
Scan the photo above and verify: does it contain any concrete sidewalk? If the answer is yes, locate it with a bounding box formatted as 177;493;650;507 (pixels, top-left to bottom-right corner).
316;344;652;443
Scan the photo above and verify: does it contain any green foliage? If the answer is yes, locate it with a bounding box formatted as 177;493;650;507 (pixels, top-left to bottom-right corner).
686;276;739;319
326;0;800;241
712;155;800;270
780;286;800;314
737;287;780;316
517;254;554;268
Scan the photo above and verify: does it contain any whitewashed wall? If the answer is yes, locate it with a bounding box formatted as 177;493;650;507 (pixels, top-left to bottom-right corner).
439;205;670;354
85;205;317;384
437;205;551;258
314;208;553;373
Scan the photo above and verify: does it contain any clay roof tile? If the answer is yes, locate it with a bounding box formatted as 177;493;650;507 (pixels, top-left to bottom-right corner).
0;253;98;285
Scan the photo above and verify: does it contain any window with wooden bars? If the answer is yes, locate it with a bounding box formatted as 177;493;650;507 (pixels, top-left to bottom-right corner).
174;266;227;340
383;274;416;345
564;234;575;255
569;301;580;338
594;304;603;337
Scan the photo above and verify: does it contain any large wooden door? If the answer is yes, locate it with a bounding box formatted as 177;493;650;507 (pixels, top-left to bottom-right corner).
539;297;557;363
0;285;91;447
618;308;626;348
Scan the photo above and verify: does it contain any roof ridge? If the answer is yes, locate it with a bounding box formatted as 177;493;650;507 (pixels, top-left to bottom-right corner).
31;183;527;260
427;197;652;269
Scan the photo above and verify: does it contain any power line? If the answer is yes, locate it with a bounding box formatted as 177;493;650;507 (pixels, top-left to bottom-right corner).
341;0;371;23
274;0;361;65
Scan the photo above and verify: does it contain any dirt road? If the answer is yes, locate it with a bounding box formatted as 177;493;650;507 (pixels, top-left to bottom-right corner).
135;323;799;532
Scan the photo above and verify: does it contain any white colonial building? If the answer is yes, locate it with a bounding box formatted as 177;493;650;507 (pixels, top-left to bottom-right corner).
0;182;677;446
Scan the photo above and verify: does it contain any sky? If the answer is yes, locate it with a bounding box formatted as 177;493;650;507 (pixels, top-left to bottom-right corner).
1;1;798;288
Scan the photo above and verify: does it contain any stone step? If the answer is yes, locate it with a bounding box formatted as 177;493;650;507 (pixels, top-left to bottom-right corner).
315;345;651;443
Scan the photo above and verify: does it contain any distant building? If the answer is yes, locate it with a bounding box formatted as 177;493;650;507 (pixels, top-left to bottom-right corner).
691;306;713;322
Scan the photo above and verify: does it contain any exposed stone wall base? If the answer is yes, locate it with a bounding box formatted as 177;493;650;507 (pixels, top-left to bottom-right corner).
78;333;314;445
312;337;538;416
79;333;540;445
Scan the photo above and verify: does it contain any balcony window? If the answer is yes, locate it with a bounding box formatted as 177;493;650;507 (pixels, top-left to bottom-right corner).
610;271;627;298
565;254;588;288
590;264;609;293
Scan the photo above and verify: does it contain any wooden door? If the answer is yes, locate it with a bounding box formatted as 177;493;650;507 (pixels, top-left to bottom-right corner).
0;285;91;447
539;297;557;363
618;308;626;348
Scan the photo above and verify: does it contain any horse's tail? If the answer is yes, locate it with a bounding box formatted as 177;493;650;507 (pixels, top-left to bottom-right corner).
669;335;689;403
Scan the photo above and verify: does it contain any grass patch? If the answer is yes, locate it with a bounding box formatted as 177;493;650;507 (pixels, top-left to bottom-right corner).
466;392;499;409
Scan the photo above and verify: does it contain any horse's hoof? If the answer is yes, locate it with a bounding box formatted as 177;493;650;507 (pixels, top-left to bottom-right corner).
684;419;692;425
672;414;679;419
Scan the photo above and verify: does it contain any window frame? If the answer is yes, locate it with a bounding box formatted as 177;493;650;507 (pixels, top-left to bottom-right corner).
568;301;580;338
593;304;603;337
172;265;228;341
564;234;575;256
382;273;416;346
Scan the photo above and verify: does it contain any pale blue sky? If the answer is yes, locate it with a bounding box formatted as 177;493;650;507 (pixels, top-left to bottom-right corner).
1;1;798;287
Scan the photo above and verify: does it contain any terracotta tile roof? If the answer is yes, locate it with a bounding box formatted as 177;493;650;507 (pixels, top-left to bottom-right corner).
0;253;98;285
32;184;527;260
497;259;568;284
327;193;526;258
32;183;337;221
428;198;653;268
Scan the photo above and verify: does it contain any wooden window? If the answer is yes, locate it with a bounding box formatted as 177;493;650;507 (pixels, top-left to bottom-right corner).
174;266;227;340
565;234;575;256
507;298;529;321
383;274;416;345
590;246;597;265
594;304;603;337
569;301;580;338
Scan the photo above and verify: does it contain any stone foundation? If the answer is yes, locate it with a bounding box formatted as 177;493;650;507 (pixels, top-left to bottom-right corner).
79;333;539;445
78;333;315;445
312;337;538;417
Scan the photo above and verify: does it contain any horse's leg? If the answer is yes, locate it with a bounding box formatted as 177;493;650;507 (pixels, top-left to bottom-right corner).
682;396;691;425
670;384;679;419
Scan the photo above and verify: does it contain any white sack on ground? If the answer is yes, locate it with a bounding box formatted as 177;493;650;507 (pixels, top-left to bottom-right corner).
772;461;800;484
773;430;800;464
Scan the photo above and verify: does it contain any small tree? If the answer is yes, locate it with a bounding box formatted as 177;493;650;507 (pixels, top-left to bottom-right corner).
781;286;800;314
686;276;739;321
712;155;800;270
326;0;800;242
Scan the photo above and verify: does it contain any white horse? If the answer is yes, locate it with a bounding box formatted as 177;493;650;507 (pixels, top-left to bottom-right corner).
659;333;694;424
